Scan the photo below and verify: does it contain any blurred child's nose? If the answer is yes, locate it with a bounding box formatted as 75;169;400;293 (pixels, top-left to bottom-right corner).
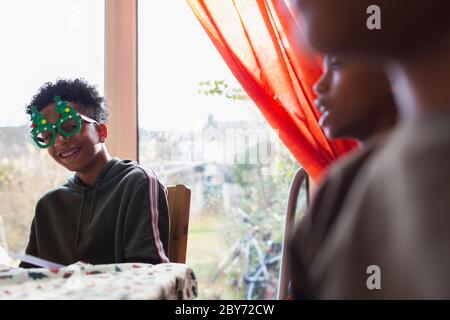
313;73;329;96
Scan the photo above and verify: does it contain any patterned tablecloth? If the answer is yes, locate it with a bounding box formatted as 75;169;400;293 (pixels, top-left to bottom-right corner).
0;262;197;300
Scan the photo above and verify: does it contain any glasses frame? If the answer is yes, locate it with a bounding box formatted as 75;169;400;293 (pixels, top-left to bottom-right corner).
34;114;100;148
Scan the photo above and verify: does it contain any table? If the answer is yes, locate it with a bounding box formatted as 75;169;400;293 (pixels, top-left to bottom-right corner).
0;262;197;300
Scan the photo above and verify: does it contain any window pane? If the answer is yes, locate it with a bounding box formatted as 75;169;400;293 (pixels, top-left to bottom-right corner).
138;1;301;299
0;0;104;264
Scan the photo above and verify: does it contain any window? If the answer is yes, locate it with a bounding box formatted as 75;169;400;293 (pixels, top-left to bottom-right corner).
138;1;300;299
0;0;104;263
1;0;307;300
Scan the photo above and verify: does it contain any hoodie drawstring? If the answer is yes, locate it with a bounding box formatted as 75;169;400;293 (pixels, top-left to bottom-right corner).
75;190;85;247
74;178;102;246
88;187;98;224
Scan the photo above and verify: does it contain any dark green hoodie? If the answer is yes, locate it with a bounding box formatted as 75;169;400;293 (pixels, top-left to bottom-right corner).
19;158;170;268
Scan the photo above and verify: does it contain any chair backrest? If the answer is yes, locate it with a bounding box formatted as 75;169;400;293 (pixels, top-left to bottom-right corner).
167;185;191;264
277;168;309;299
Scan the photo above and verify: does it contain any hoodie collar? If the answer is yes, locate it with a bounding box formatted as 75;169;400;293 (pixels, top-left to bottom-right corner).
67;157;120;192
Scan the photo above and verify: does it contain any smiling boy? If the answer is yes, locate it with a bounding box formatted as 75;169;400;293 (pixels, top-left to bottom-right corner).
20;79;169;268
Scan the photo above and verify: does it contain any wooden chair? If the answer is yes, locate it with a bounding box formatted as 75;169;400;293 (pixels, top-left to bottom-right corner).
167;185;191;264
277;168;309;299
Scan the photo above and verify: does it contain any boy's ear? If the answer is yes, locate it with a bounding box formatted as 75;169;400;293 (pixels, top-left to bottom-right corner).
98;123;108;143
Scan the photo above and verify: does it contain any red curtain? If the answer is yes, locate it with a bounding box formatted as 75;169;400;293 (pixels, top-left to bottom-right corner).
187;0;357;182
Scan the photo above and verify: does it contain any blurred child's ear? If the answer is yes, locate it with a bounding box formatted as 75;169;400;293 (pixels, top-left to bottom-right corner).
97;123;108;143
380;74;393;97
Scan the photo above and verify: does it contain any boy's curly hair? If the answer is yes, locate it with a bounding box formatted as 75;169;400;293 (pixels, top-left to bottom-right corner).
25;78;110;123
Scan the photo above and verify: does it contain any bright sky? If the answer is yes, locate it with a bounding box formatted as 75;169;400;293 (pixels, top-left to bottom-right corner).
0;0;259;131
138;0;258;131
0;0;104;127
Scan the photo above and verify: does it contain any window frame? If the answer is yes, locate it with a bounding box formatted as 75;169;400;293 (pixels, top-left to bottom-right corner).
104;0;139;161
